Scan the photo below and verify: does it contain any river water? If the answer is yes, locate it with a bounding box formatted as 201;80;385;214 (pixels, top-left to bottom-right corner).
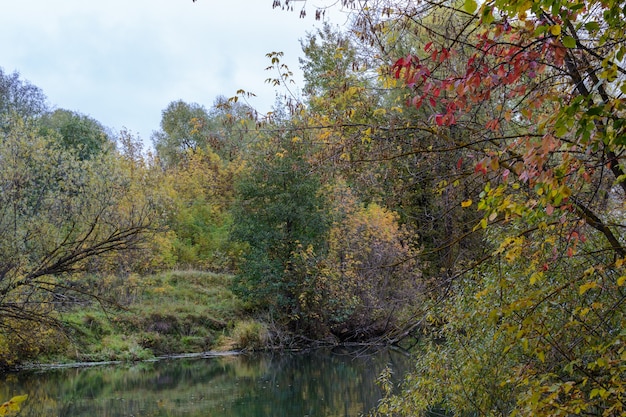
0;348;410;416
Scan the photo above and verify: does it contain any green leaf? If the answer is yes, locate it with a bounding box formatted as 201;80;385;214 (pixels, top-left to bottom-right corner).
481;6;494;24
562;36;577;48
463;0;478;14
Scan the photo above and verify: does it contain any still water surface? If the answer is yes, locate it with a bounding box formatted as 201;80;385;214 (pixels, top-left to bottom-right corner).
0;348;409;416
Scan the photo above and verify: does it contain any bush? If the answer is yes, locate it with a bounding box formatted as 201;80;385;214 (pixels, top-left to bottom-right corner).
220;320;269;351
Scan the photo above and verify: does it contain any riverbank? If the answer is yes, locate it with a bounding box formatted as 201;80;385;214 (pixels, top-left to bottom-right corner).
17;350;242;372
17;269;405;370
33;270;261;366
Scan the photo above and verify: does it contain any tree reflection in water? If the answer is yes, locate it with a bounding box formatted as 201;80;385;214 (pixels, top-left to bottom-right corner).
0;348;410;417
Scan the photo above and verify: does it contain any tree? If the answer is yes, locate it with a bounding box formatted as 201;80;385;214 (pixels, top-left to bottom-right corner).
298;19;485;284
0;117;156;367
39;109;112;160
160;146;241;270
152;100;212;168
153;98;259;167
205;96;259;161
354;0;626;414
317;183;423;341
274;0;626;414
0;67;47;123
230;127;330;331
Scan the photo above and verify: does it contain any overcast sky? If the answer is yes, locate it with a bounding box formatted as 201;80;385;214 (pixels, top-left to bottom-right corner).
0;1;344;146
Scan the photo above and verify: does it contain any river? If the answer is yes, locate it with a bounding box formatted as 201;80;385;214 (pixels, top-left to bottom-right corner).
0;348;410;416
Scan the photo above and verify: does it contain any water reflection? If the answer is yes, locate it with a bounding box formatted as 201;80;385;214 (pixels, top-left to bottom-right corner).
0;348;409;416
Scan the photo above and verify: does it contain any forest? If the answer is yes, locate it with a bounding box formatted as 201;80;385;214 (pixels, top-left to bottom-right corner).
1;0;626;415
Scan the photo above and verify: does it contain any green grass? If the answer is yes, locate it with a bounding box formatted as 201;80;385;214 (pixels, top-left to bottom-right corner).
50;270;244;364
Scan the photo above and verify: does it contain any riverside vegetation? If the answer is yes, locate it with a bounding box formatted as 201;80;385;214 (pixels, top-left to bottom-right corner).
2;0;626;414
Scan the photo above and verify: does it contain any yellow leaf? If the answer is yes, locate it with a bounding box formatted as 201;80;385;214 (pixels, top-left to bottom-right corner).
579;281;598;295
550;24;562;36
530;271;543;285
475;288;489;299
0;395;28;415
461;199;473;208
617;276;626;286
537;350;545;363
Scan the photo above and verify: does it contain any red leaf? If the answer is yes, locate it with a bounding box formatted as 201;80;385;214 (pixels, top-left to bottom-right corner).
497;64;506;77
456;158;463;170
474;162;487;175
424;41;433;52
435;114;444;126
439;48;449;63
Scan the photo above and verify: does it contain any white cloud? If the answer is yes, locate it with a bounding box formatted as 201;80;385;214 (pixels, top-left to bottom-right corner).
0;0;331;145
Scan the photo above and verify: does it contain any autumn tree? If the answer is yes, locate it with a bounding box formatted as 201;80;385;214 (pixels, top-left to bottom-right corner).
298;19;486;285
159;146;241;271
39;109;112;160
152;98;257;168
351;0;626;415
316;182;423;341
205;96;259;161
0;117;156;367
152;100;212;168
0;67;47;123
229;126;330;332
271;0;626;414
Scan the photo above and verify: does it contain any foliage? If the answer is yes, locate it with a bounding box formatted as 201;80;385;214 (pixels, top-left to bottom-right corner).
348;0;626;414
152;100;212;168
274;0;626;414
0;395;27;417
38;109;111;160
0;116;157;367
159;146;241;271
0;67;47;123
229;127;330;328
314;183;423;341
152;98;257;167
218;319;270;351
300;22;364;110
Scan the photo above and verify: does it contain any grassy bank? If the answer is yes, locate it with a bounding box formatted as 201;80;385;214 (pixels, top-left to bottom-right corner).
39;270;268;365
